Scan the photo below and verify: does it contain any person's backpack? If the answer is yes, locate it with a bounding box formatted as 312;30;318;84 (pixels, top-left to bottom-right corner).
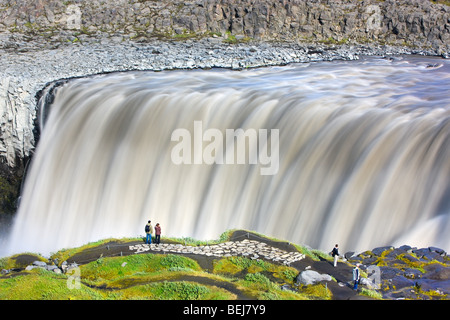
145;224;150;233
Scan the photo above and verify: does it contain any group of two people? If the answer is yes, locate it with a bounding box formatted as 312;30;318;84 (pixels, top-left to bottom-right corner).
145;220;161;244
331;244;361;291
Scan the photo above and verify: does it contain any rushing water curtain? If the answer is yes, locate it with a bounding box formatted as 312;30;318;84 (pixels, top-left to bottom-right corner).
4;56;450;256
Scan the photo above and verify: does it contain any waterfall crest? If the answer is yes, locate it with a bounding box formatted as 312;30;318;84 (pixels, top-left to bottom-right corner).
5;56;450;255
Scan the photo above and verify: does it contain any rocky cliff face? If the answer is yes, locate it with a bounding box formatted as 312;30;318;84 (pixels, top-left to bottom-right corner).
0;0;449;42
0;0;449;215
1;0;449;50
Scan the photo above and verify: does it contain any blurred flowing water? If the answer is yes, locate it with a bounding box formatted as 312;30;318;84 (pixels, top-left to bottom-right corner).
3;56;450;256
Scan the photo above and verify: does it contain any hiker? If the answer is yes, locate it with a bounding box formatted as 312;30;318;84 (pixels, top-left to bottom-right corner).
331;244;339;267
145;220;153;244
352;263;361;290
155;223;161;244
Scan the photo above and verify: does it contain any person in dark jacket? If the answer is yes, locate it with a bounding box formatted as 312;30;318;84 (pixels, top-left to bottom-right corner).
331;244;339;267
155;223;161;244
145;220;153;244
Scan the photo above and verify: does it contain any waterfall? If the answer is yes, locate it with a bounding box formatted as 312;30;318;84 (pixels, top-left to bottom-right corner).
4;56;450;256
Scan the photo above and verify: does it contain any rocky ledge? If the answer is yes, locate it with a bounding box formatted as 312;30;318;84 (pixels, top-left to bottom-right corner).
2;232;449;300
344;245;450;300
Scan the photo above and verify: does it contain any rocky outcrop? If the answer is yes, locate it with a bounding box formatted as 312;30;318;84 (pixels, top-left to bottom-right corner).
295;269;332;286
346;245;450;299
1;0;449;52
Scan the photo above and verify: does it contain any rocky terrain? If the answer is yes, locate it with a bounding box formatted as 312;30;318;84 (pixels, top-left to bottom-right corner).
1;230;449;300
1;0;449;51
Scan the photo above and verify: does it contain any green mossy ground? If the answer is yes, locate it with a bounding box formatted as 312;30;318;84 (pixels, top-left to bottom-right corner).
0;230;447;300
0;231;332;300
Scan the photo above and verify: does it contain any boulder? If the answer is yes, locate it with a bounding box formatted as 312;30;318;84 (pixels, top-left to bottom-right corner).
295;270;332;286
428;247;446;256
412;248;430;258
32;261;47;267
379;266;402;280
386;248;407;259
361;257;377;265
422;265;450;281
400;253;420;264
372;246;394;256
422;251;445;263
390;275;415;291
344;251;355;260
416;279;450;295
404;268;422;279
45;265;59;272
398;245;414;252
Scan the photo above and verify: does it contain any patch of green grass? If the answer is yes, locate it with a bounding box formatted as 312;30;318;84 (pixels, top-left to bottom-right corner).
80;253;202;288
118;280;235;300
0;253;47;270
299;283;333;300
238;272;308;300
151;281;210;299
319;37;349;45
0;268;107;300
223;31;251;44
430;0;450;6
359;287;383;300
212;256;297;283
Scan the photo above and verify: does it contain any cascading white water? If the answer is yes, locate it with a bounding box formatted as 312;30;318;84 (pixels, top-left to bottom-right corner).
4;56;450;256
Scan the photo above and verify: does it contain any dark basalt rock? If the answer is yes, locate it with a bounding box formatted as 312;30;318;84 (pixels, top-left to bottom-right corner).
347;244;449;299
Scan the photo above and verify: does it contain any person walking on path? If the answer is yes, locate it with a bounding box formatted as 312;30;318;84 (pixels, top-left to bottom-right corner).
145;220;153;244
155;223;161;244
353;263;361;290
331;244;339;267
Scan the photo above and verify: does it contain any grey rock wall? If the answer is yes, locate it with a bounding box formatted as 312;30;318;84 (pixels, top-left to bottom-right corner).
0;0;449;51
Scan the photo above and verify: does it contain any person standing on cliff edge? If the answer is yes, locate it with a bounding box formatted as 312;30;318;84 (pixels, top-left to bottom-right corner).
145;220;153;244
353;263;361;290
155;223;161;244
331;244;339;267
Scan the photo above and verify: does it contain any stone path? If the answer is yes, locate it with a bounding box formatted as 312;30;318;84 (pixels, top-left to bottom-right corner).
129;239;305;266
